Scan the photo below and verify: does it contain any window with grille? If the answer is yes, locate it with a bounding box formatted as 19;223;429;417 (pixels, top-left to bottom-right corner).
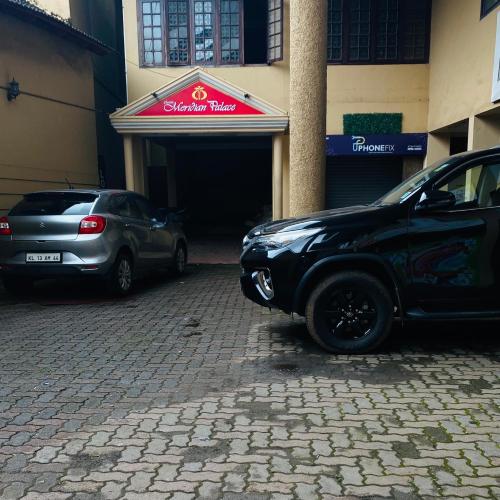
139;0;279;67
141;1;164;66
220;0;242;63
167;0;189;65
349;0;371;61
268;0;283;62
327;0;343;62
327;0;431;65
376;0;398;61
193;0;215;63
401;1;427;61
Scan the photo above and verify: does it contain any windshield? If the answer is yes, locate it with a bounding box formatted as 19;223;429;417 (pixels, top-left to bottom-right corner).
374;158;455;206
10;192;97;216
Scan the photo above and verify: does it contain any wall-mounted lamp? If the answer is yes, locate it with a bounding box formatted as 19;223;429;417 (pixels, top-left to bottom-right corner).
7;78;20;101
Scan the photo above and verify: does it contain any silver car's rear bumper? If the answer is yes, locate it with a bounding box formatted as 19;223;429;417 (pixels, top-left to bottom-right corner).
0;235;115;278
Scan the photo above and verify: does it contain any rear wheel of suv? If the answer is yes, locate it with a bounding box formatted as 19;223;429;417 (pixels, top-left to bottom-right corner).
306;271;393;354
106;253;133;296
2;276;33;296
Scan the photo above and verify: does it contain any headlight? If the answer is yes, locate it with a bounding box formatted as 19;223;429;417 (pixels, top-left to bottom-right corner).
254;227;323;249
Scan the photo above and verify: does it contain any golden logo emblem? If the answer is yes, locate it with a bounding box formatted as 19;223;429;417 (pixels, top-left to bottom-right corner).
192;86;208;101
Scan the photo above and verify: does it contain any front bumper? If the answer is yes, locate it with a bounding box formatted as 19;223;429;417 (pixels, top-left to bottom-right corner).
240;245;305;314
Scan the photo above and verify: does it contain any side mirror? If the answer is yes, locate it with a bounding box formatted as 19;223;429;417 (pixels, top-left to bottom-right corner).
415;190;456;212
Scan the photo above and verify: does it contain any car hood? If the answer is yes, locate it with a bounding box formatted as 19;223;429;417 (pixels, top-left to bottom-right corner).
249;204;387;236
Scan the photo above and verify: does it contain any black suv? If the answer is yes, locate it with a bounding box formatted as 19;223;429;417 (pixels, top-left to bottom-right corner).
241;147;500;354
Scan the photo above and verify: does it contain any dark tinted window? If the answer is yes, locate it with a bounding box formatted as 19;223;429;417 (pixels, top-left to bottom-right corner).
10;193;97;216
109;195;143;219
135;196;158;221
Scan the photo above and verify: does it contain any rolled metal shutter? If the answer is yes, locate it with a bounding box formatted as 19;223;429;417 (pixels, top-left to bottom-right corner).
326;156;403;209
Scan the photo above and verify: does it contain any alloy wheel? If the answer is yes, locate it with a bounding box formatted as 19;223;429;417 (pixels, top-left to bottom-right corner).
118;258;132;291
321;288;378;340
176;247;186;274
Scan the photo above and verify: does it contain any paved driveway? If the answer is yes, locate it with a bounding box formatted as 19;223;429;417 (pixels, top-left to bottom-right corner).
0;266;499;500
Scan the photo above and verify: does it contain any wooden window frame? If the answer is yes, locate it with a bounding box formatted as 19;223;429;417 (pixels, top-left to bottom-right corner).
267;0;284;63
166;0;191;66
138;0;246;67
328;0;432;65
481;0;500;18
138;0;167;67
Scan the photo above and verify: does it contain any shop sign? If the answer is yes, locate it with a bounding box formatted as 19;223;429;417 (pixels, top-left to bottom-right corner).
326;134;428;156
137;80;264;116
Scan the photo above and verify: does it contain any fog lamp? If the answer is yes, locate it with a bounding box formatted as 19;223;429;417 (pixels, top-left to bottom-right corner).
252;269;274;300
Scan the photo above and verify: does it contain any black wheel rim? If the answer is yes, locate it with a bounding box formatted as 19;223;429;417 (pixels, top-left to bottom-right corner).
319;287;378;341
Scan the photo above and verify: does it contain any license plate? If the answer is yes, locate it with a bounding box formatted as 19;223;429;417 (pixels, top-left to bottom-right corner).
26;253;62;263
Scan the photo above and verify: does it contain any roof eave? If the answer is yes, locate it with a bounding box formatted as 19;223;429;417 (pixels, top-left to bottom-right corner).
0;0;111;55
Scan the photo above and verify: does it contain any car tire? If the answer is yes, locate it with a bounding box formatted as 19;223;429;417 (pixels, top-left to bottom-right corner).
106;253;134;296
172;243;187;276
2;276;34;296
306;271;393;354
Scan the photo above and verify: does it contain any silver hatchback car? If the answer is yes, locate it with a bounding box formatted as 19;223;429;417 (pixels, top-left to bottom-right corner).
0;190;187;295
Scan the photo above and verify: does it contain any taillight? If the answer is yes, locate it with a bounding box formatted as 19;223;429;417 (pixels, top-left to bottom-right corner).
79;215;106;234
0;216;12;236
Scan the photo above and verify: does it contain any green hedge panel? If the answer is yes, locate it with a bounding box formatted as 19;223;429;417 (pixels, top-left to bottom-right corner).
343;113;403;135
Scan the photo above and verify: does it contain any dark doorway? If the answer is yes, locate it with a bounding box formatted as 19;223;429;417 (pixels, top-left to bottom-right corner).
148;136;272;263
244;0;268;64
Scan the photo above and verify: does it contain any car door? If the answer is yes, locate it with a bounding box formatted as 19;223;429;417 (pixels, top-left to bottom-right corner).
408;157;500;313
134;195;174;264
110;194;151;268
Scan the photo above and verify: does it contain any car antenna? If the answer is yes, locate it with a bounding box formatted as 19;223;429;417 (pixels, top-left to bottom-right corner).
65;178;74;190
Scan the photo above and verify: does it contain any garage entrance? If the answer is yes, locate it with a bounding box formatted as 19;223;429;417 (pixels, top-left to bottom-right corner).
147;136;272;263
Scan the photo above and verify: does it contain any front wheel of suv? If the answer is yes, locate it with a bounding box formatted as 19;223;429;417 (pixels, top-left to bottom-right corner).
306;271;393;354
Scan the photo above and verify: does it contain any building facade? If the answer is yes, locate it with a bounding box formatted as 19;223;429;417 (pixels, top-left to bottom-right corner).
0;0;109;213
113;0;500;230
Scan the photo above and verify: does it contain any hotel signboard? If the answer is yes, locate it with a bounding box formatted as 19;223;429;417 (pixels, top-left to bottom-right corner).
137;80;264;116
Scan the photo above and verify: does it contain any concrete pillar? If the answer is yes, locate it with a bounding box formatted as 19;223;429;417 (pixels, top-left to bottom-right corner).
469;114;500;150
272;133;284;220
123;135;135;191
132;137;145;195
282;135;290;218
289;0;328;216
402;157;424;180
426;133;450;167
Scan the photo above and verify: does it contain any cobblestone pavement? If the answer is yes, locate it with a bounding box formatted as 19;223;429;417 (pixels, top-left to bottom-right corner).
0;265;499;500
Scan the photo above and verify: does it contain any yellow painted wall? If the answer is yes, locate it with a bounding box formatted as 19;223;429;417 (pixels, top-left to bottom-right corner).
428;0;500;132
327;65;429;133
35;0;71;20
122;0;429;135
0;14;99;213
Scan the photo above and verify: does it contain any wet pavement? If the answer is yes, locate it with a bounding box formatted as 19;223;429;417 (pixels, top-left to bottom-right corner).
0;265;499;499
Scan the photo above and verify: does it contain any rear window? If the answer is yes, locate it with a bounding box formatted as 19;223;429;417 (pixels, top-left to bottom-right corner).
9;192;98;216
